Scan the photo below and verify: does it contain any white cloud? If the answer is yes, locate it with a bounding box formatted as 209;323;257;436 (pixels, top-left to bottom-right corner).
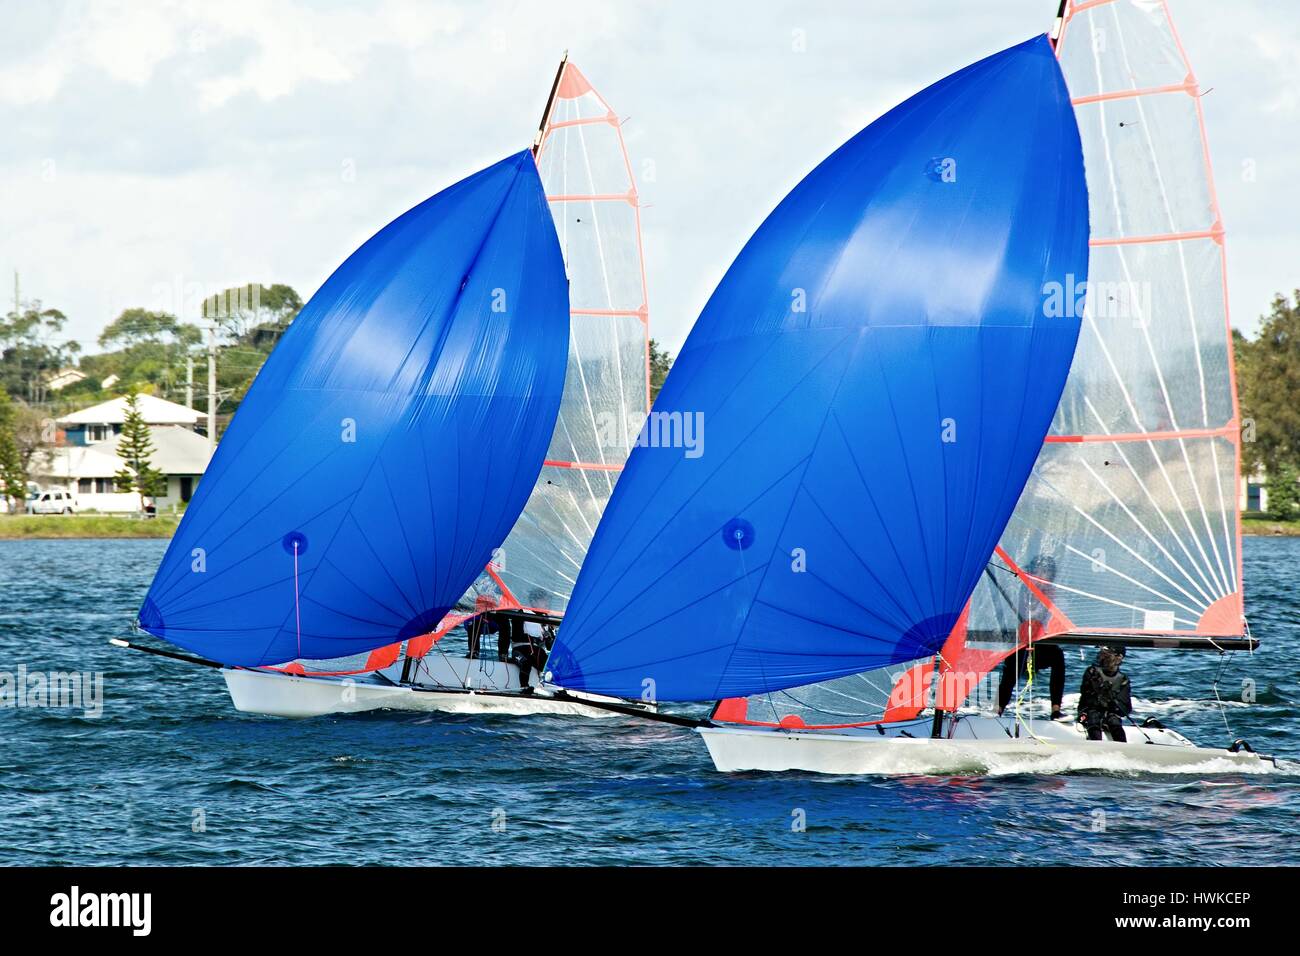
0;0;1294;352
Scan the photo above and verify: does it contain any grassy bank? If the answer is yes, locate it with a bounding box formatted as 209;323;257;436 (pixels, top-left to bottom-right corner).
2;511;1297;540
0;513;180;539
1242;514;1300;536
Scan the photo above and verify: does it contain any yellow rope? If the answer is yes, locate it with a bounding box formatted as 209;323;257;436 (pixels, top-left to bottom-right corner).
1013;646;1050;743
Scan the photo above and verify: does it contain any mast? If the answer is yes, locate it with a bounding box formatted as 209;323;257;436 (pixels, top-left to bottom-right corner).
532;51;569;158
1048;0;1068;49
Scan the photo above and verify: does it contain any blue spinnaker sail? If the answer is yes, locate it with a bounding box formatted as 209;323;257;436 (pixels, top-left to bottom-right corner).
140;150;570;666
547;35;1090;701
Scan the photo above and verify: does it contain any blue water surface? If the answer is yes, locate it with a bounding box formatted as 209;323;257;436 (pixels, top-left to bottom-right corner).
1;536;1296;866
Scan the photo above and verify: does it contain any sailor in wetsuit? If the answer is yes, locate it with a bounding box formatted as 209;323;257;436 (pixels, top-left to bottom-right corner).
996;555;1067;721
509;594;556;692
464;596;498;659
1077;645;1132;742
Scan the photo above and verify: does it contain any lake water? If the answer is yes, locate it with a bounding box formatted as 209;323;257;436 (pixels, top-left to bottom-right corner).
1;536;1296;865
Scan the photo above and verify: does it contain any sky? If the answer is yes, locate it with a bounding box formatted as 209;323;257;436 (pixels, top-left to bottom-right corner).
1;0;1297;356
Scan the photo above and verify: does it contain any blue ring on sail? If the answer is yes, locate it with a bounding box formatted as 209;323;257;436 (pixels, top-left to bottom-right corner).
281;532;308;556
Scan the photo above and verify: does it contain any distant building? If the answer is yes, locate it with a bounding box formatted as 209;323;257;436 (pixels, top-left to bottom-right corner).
44;368;87;392
30;394;212;512
57;394;206;446
1242;464;1268;513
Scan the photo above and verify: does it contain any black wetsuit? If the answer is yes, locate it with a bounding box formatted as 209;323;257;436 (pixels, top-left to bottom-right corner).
465;614;498;660
509;623;554;689
496;614;521;662
997;643;1066;714
1077;664;1131;742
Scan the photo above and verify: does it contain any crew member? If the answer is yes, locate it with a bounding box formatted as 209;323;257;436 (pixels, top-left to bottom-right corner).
1078;645;1132;742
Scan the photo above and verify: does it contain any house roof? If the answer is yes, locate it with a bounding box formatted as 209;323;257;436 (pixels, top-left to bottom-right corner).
45;368;87;390
57;393;206;427
35;425;213;479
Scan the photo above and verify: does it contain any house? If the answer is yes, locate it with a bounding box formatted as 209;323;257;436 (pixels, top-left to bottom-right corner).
56;393;207;446
34;426;212;513
29;395;212;512
44;368;87;391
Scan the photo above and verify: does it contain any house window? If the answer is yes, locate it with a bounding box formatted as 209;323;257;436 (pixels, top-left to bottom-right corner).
86;424;110;443
97;478;115;494
79;478;93;494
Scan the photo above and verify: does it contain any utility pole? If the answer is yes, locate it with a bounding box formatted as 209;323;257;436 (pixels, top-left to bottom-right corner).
185;356;194;408
207;325;217;454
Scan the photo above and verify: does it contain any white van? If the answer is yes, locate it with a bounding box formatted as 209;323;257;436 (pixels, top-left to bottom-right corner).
27;490;77;514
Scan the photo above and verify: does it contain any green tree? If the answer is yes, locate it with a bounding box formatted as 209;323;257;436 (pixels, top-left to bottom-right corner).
649;338;674;403
204;282;303;342
86;307;202;399
0;388;28;508
1266;463;1300;519
0;299;77;402
98;307;202;351
113;392;166;504
1233;328;1260;473
1238;292;1300;474
200;283;304;413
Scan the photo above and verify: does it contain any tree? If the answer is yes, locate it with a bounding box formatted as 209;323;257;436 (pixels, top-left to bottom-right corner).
649;338;675;403
114;392;166;506
203;282;303;342
98;308;201;351
1266;463;1300;519
1238;292;1300;474
0;299;77;402
199;283;304;412
87;307;202;399
0;388;27;510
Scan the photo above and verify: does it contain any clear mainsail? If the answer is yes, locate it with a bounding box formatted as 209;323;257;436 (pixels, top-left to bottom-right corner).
995;0;1243;638
479;60;652;615
716;0;1248;728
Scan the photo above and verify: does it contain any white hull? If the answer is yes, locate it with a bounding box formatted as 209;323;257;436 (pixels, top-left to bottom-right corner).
222;660;647;720
698;714;1273;776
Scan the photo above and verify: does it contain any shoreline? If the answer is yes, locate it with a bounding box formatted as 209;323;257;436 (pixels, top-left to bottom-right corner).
0;515;180;539
2;514;1298;540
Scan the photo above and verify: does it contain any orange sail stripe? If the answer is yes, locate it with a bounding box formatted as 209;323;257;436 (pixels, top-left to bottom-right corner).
543;459;625;472
1045;424;1237;443
1070;80;1195;106
546;192;638;205
1089;226;1222;247
545;115;615;131
571;307;646;317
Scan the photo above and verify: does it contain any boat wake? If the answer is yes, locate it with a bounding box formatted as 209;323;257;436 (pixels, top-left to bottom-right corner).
1012;693;1250;719
823;747;1285;779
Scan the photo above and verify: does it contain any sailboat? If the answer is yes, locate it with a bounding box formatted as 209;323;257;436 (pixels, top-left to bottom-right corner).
545;12;1273;773
117;59;655;720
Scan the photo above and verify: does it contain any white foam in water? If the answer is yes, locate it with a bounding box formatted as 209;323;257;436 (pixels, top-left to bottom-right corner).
825;745;1286;778
1010;693;1248;718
